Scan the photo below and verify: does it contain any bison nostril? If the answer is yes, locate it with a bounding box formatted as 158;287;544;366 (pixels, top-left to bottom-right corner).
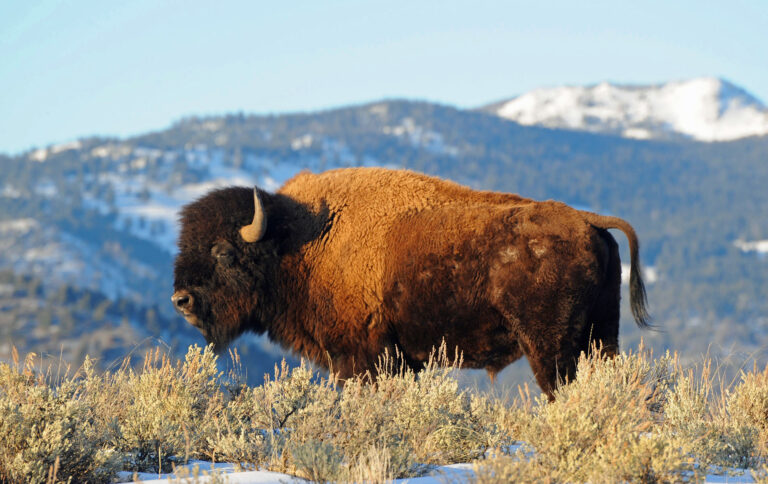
172;291;193;310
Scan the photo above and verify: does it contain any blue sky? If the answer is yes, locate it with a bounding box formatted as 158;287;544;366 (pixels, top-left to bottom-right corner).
1;0;766;155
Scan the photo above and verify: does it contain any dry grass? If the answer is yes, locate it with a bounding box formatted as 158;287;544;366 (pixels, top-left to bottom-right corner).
1;341;768;482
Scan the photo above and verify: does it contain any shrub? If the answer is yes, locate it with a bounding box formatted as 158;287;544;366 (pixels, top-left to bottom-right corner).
204;359;333;470
727;363;768;457
0;355;120;483
110;345;225;472
203;344;501;480
345;443;396;484
4;341;768;482
478;346;699;483
289;438;343;482
663;357;762;472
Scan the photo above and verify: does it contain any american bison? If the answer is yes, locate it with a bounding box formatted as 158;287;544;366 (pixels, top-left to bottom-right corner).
172;167;649;398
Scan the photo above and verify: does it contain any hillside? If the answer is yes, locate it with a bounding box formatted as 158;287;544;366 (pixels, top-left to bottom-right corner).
1;98;767;382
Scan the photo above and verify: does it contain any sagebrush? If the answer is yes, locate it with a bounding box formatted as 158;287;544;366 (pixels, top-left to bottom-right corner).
1;342;767;483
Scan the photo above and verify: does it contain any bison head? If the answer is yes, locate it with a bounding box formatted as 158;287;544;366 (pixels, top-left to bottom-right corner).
172;186;274;351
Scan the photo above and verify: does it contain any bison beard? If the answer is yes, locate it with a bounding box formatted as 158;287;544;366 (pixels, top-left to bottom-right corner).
172;167;650;399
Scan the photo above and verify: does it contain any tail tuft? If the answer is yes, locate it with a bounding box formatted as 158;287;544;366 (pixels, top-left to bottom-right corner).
629;260;652;328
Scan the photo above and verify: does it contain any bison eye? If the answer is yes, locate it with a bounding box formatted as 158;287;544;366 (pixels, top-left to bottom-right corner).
211;241;236;267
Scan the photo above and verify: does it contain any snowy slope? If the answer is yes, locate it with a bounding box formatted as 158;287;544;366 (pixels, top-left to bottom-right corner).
486;78;768;141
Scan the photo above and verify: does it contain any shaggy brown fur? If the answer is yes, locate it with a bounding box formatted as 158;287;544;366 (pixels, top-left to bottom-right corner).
172;167;650;398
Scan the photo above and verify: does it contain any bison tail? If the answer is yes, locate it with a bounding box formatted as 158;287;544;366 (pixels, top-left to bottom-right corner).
580;212;652;329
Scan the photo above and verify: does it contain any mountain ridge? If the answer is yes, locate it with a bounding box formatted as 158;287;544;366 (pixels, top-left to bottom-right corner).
481;77;768;142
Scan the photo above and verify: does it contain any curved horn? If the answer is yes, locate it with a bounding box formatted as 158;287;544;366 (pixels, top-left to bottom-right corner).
239;188;267;243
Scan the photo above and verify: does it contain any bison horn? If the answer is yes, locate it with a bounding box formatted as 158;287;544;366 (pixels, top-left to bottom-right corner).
239;188;267;243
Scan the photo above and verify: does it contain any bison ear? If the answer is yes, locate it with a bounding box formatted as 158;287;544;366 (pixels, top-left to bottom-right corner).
239;188;267;243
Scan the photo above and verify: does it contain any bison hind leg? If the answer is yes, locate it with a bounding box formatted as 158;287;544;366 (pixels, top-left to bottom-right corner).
583;230;622;359
525;292;621;401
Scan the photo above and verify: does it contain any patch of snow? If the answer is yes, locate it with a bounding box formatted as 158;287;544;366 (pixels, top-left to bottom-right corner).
50;140;82;154
129;157;148;170
734;239;768;254
117;461;304;483
0;226;141;301
34;180;57;197
1;185;23;198
704;471;754;483
383;117;459;156
621;264;659;284
623;127;653;139
120;461;476;484
291;134;314;150
214;133;229;145
29;148;48;162
24;244;62;263
90;146;111;158
492;78;768;141
91;144;132;159
201;120;223;131
117;459;755;483
0;218;39;234
133;147;164;159
369;103;389;116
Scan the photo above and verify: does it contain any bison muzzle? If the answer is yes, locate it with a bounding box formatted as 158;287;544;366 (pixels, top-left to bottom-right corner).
172;167;650;398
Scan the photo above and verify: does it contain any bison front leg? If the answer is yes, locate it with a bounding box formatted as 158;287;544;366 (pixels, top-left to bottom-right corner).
325;346;401;383
326;353;376;382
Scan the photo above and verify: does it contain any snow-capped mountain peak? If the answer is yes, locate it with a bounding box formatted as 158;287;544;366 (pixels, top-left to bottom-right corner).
486;78;768;142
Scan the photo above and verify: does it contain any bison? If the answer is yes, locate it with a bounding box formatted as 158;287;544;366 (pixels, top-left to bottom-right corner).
172;167;650;398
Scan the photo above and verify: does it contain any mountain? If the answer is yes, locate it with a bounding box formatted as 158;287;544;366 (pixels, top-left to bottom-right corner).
1;96;768;386
481;78;768;142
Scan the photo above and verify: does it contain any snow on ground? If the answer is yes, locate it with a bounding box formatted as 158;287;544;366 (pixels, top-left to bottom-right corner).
28;141;84;162
704;471;755;483
1;184;23;198
735;239;768;255
120;462;476;483
0;216;157;301
621;264;659;284
0;218;38;234
114;443;753;483
84;147;265;255
493;78;768;141
50;140;83;154
118;460;756;483
383;117;459;156
35;180;58;197
29;147;49;162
